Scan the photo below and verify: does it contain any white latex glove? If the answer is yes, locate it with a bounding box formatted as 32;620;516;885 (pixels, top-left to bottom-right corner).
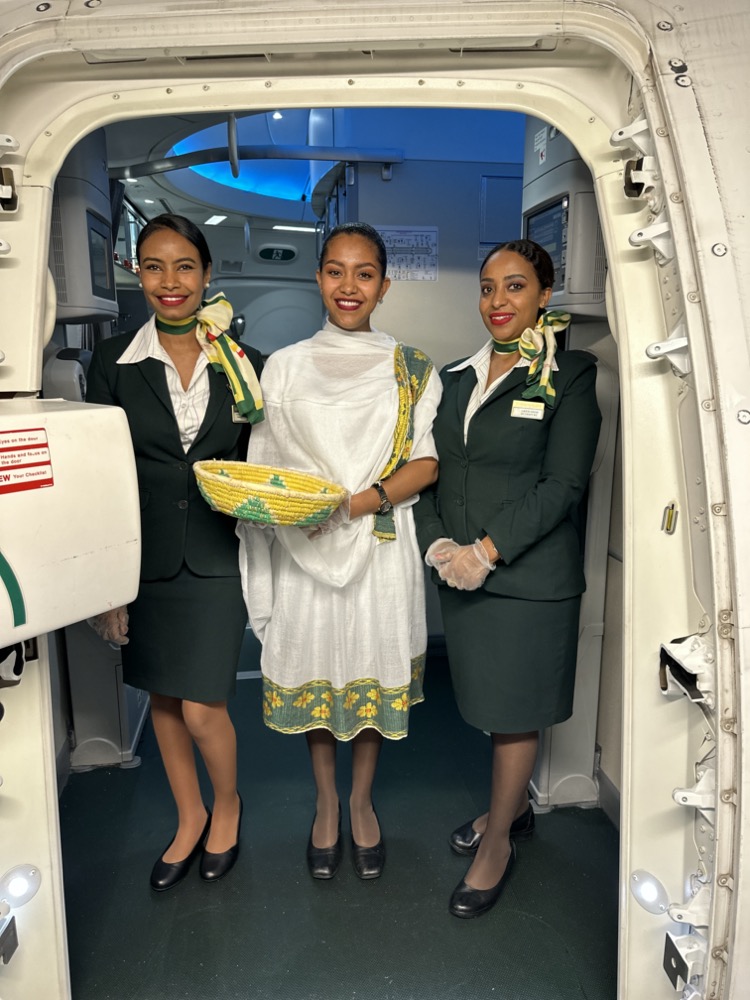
87;607;130;645
438;539;495;591
306;493;351;538
425;537;460;568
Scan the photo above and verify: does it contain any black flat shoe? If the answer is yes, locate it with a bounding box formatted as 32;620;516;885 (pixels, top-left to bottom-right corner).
351;809;385;880
306;810;342;880
449;804;535;856
200;795;243;883
150;810;211;892
448;843;516;919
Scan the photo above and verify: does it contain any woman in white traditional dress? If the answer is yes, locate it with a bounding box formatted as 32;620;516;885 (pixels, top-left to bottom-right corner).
238;222;441;880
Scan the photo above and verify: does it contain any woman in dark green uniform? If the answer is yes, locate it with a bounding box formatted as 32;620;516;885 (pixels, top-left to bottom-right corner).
414;239;601;919
86;214;264;890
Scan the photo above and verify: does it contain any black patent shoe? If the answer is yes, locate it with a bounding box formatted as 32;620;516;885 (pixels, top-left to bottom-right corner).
449;804;535;857
150;810;211;892
307;810;342;880
448;843;516;919
200;795;243;883
351;810;385;880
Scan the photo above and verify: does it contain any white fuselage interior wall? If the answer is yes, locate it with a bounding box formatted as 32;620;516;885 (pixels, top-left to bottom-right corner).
0;640;72;1000
597;415;624;808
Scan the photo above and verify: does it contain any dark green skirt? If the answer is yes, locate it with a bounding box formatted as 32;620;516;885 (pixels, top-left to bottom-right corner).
122;565;248;702
439;587;581;733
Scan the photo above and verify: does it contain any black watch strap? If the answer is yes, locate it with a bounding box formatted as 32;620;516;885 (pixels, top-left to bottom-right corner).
372;480;393;514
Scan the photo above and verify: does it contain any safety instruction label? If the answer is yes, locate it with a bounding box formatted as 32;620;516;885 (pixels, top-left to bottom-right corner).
376;226;439;281
0;427;54;494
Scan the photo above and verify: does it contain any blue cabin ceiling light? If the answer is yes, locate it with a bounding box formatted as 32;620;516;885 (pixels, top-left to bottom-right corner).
110;108;403;222
105;110;402;213
170;109;327;201
108;107;526;223
176;158;315;201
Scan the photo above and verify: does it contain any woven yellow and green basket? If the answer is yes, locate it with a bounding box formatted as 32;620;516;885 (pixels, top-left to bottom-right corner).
193;460;348;527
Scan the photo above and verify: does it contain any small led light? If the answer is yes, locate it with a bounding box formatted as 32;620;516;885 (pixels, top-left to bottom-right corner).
0;866;41;909
8;877;29;899
639;881;659;904
630;869;670;914
272;111;283;120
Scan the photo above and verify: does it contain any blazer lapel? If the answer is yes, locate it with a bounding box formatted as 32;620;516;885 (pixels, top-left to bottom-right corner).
136;357;175;418
478;365;528;414
453;363;528;426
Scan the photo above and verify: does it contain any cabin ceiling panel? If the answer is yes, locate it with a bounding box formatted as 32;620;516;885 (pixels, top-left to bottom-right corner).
103;113;231;166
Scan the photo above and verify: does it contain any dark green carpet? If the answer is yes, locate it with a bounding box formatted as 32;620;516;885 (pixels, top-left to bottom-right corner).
59;651;618;1000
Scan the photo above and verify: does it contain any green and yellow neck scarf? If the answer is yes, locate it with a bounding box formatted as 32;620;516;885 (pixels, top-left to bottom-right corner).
156;292;264;424
490;309;571;407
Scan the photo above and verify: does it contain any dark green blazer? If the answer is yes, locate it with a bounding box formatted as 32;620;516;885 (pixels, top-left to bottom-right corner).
414;349;601;601
86;327;263;583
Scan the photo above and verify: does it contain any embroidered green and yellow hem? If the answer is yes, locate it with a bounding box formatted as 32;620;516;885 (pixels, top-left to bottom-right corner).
261;654;426;741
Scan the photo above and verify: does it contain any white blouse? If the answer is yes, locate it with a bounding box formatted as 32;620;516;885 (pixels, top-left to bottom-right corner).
116;315;210;453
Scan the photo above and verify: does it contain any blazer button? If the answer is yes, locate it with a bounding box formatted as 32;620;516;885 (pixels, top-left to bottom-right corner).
178;462;188;471
177;500;188;509
457;498;465;506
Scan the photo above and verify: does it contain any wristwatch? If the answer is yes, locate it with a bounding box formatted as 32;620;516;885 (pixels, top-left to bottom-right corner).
372;480;393;515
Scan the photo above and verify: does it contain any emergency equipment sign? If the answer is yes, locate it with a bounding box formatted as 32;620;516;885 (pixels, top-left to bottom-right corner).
0;428;54;494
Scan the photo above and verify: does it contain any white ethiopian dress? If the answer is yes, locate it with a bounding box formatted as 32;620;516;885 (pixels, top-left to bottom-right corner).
238;321;442;740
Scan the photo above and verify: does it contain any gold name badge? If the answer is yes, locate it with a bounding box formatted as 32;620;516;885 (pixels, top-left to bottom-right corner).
511;400;545;420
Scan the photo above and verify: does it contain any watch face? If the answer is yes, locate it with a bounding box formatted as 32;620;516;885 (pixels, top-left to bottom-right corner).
373;481;392;514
